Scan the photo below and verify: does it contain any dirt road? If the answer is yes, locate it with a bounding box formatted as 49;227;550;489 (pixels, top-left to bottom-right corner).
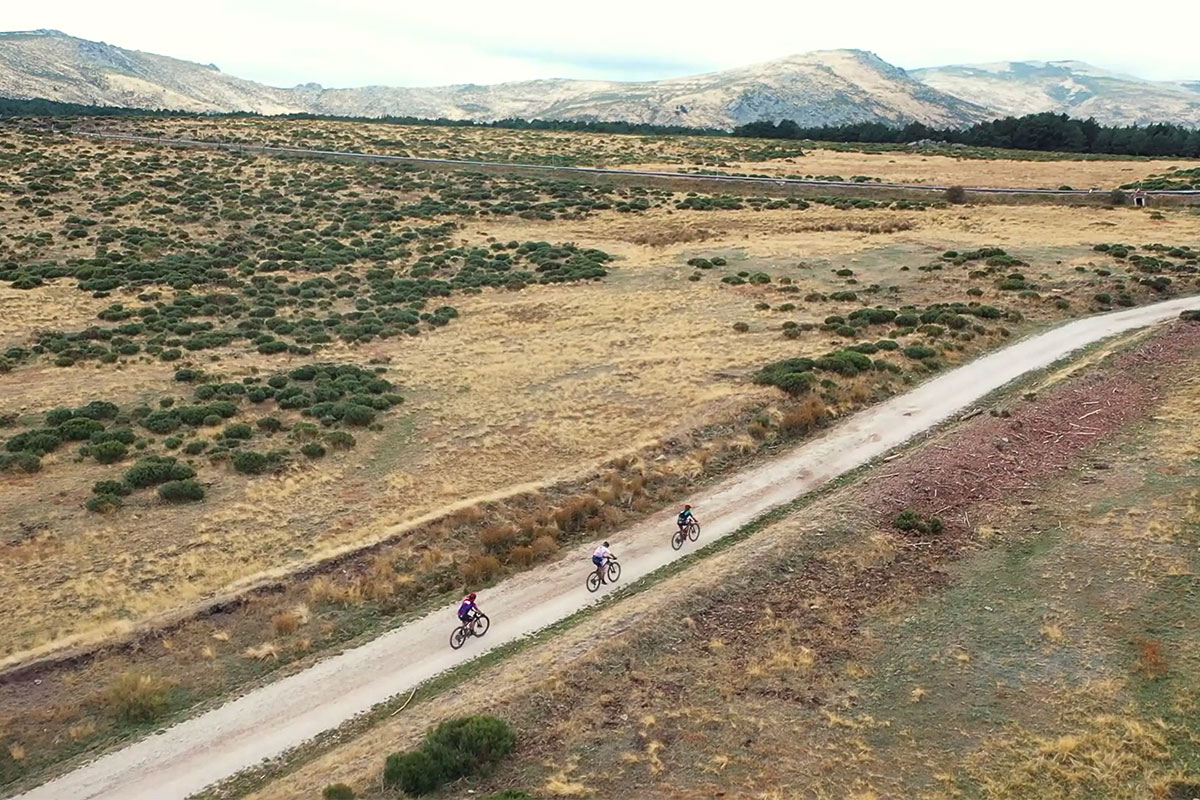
14;297;1200;800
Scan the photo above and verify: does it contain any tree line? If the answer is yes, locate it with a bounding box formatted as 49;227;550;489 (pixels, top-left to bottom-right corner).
0;97;723;136
3;96;1197;158
733;113;1200;158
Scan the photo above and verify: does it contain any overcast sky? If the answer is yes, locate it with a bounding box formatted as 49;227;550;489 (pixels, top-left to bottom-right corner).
5;0;1199;88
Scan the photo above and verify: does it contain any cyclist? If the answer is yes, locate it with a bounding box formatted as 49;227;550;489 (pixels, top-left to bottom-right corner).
677;504;696;535
592;541;614;584
457;592;480;626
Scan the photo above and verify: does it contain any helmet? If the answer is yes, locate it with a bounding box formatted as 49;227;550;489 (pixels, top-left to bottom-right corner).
684;504;691;509
603;541;610;547
467;592;477;600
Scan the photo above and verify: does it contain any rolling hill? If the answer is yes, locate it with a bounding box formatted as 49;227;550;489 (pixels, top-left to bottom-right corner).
1;29;1198;128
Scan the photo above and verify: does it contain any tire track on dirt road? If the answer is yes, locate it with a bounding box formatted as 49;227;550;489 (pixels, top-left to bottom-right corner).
14;296;1200;800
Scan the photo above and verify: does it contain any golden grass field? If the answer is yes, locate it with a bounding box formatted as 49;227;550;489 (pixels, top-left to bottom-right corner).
1;120;1199;662
244;330;1200;800
92;116;1194;187
0;116;1199;792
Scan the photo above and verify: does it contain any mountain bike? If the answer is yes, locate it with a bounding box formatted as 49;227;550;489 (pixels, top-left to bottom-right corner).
586;555;621;592
671;519;701;550
449;611;490;650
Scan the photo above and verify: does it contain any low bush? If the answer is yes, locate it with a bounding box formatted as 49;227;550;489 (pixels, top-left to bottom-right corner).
92;440;128;464
301;442;326;458
384;715;516;796
0;452;41;473
894;509;944;534
232;450;269;474
460;555;502;584
903;345;937;360
86;493;124;513
158;480;205;503
222;423;254;441
102;672;172;723
124;456;196;488
325;431;357;449
323;785;356;800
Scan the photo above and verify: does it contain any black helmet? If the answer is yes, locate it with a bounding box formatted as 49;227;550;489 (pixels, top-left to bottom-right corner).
603;541;610;547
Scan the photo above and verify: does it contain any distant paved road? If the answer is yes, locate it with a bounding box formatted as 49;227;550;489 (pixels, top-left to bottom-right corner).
70;131;1200;199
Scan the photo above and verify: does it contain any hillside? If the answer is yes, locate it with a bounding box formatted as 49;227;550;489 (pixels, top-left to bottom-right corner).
0;29;1198;129
914;60;1200;127
0;29;302;114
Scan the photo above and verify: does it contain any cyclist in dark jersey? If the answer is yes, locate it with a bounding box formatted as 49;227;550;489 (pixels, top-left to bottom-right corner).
457;592;480;624
677;505;695;535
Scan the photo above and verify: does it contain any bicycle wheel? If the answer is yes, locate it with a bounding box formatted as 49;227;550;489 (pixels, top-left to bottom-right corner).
472;613;490;638
586;571;602;593
671;531;685;550
688;521;700;542
450;625;468;650
607;560;622;583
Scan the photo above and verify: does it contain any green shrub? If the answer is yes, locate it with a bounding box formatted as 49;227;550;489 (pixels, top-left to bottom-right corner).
92;440;129;464
384;716;516;796
222;423;254;441
894;509;944;534
301;442;326;458
340;404;375;427
232;450;269;474
86;493;124;513
323;785;356;800
46;408;75;426
257;416;283;433
174;368;205;383
59;417;105;441
6;429;64;456
1;452;41;473
903;345;937;360
384;750;442;797
325;431;356;449
945;185;967;204
124;456;196;488
158;480;206;503
732;321;750;333
142;410;181;435
183;439;208;455
93;480;131;497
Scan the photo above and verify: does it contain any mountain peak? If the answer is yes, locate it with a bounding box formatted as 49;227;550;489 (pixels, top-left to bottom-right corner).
0;31;1196;128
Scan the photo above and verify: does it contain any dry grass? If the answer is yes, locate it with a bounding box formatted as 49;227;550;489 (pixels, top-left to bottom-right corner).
460;555;502;585
100;672;172;723
240;351;1200;800
243;642;279;661
4;119;1200;790
5;183;1198;662
271;605;310;637
968;711;1173;800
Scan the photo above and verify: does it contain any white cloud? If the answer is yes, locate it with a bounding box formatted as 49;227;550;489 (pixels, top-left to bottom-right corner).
4;0;1198;86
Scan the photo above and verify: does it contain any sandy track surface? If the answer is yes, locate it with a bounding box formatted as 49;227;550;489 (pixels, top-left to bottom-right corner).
15;296;1200;800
